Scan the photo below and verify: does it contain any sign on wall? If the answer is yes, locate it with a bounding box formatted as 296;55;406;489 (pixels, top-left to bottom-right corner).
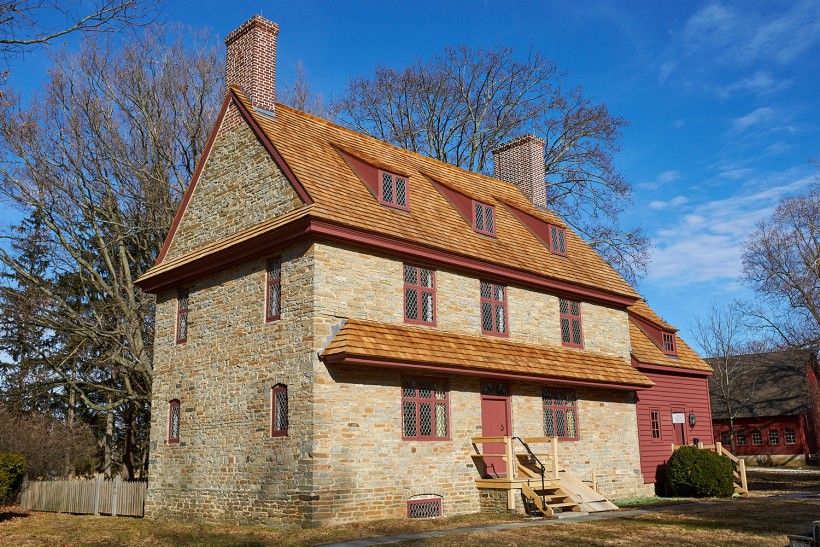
672;412;685;424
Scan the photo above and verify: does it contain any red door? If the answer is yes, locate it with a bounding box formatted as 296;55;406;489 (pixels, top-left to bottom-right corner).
673;408;687;446
480;382;511;478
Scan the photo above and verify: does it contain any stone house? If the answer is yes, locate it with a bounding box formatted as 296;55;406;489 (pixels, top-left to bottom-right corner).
135;15;715;526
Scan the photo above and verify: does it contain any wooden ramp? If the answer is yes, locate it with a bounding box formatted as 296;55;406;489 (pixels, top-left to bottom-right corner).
557;472;618;512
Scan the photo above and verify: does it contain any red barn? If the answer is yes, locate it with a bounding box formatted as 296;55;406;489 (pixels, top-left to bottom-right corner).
628;301;715;486
709;349;820;466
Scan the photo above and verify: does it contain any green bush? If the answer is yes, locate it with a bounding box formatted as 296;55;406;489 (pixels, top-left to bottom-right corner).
0;452;26;504
666;446;734;498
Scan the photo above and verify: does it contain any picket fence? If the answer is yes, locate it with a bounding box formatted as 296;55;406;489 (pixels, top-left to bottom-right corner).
19;475;147;517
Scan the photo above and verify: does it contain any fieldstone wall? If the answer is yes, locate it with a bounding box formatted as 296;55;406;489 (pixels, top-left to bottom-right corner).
310;242;651;524
163;104;304;261
144;242;315;525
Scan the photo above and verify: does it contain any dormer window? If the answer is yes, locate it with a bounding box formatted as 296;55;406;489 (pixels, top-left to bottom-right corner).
378;169;409;210
549;224;566;256
473;201;496;236
662;332;677;355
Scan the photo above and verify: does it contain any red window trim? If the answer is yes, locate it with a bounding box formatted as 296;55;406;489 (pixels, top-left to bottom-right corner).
736;430;747;446
377;169;410;211
661;332;677;356
480;280;509;337
650;408;662;442
404;264;437;326
401;376;450;441
271;384;288;437
407;497;443;518
175;289;189;345
548;224;567;256
472;200;496;237
559;299;583;349
168;399;180;444
542;387;580;441
784;428;796;445
265;256;282;322
767;429;779;445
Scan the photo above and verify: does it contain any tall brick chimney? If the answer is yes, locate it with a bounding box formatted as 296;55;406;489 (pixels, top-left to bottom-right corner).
492;135;547;208
225;15;280;114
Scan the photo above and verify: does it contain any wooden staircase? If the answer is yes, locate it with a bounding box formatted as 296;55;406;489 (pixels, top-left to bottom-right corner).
471;436;617;518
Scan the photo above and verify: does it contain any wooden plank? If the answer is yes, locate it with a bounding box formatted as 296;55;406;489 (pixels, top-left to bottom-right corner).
471;436;506;443
519;436;554;444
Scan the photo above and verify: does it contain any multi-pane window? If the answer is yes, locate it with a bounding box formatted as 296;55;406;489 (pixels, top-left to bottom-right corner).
549;224;566;255
473;201;496;236
402;377;448;440
266;257;282;322
404;265;435;325
176;289;189;344
662;332;677;355
542;388;579;440
785;429;796;445
378;170;408;210
736;430;747;446
752;430;762;446
721;431;731;446
271;385;288;437
168;399;180;443
650;409;661;440
768;429;779;445
480;281;507;336
559;299;583;348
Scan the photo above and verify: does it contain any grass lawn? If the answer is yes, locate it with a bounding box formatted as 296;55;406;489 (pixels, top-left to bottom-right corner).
1;469;817;546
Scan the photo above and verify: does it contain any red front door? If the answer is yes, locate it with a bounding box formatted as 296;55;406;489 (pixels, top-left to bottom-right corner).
480;381;511;478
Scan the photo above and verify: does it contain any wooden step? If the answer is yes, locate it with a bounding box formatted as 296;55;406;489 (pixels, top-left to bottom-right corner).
548;502;581;509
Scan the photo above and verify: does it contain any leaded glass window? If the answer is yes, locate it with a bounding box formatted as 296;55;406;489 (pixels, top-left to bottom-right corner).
168;399;180;443
176;290;189;344
402;377;448;440
480;281;507;335
271;385;288;437
549;224;566;255
266;257;282;321
379;169;408;209
404;265;435;325
542;387;578;439
559;299;583;348
473;201;496;236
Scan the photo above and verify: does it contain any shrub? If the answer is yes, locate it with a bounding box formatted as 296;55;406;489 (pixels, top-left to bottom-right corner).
0;452;26;504
666;446;734;498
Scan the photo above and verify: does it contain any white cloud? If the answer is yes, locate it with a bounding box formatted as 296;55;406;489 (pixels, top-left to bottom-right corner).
641;169;682;190
647;172;813;286
717;71;791;98
680;1;820;67
648;195;689;210
730;107;775;133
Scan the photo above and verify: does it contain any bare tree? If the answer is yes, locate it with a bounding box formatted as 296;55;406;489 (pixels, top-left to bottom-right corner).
0;0;154;54
0;27;223;477
333;46;649;283
741;184;819;349
280;60;325;116
692;301;765;451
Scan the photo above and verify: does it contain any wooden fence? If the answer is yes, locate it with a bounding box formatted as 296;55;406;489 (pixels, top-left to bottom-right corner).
20;475;147;517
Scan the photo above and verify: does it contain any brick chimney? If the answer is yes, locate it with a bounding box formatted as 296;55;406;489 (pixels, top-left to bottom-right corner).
225;15;280;114
492;135;547;208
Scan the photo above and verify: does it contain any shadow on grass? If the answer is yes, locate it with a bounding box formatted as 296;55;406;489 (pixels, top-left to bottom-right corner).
0;509;29;523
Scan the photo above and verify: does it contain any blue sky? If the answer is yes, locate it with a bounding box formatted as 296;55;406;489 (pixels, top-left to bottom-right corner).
2;1;818;348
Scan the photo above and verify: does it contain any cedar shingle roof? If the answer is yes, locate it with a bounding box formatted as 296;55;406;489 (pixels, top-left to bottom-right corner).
629;320;712;373
708;349;817;419
322;319;654;389
230;90;638;300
